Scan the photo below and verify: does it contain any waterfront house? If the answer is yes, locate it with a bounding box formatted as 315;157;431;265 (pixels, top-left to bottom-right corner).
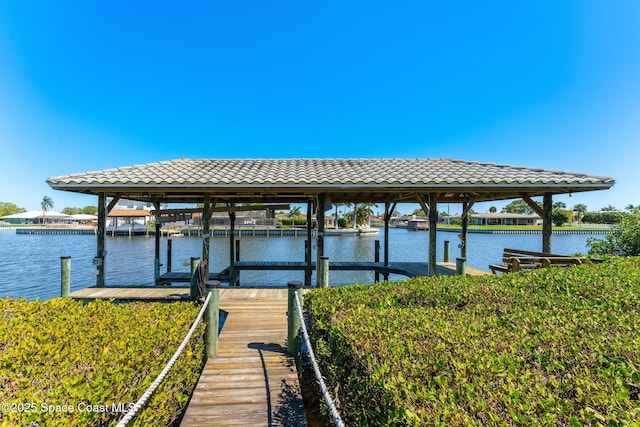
0;210;72;225
442;213;541;226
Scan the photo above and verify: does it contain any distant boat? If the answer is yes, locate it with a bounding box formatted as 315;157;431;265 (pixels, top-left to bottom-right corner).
324;228;379;236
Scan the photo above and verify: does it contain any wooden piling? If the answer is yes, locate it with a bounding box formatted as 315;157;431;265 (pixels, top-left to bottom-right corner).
190;257;200;302
461;202;469;259
202;195;212;269
60;256;71;297
444;240;450;263
204;280;220;358
456;257;467;276
428;193;438;276
229;209;236;285
96;193;106;287
317;256;329;288
543;193;553;253
154;202;162;283
287;280;303;363
305;202;313;286
374;240;380;282
154;258;160;283
167;239;172;273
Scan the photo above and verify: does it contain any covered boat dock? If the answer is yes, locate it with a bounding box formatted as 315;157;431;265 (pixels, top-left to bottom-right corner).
47;158;614;287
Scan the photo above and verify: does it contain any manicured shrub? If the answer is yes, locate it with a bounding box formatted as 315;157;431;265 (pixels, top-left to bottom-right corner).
278;218;317;227
0;298;205;426
582;211;624;224
306;259;640;426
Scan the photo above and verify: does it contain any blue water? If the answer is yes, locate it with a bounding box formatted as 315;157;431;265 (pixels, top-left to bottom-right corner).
0;228;603;300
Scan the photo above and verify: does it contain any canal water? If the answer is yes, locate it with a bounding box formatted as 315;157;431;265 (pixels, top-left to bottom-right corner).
0;228;604;300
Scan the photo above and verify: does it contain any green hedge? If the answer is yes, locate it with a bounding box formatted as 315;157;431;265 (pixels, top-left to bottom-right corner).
278;218;317;227
0;298;205;426
306;258;640;426
582;211;624;224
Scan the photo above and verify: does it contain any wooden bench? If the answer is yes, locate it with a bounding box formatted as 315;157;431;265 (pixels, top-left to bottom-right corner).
489;248;592;274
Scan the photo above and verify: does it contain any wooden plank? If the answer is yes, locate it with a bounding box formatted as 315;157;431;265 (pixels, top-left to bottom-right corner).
180;288;307;427
69;286;190;300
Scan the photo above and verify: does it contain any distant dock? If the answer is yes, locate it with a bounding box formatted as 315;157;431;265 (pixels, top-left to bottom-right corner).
13;226;314;237
16;227;96;235
437;227;611;235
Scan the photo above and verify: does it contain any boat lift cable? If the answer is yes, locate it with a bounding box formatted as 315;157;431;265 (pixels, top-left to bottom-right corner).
294;292;346;427
116;291;212;427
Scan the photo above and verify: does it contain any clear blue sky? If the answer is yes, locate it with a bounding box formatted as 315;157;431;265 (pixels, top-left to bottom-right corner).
1;1;638;215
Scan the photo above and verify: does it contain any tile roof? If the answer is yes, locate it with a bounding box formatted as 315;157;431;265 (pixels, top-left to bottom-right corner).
47;158;614;203
48;158;612;186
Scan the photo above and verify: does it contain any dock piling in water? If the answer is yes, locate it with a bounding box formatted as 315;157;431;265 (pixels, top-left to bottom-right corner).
60;256;71;297
190;257;200;302
374;240;381;282
167;239;172;273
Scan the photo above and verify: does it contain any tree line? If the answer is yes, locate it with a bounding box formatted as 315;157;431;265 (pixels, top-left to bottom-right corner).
0;197;98;217
409;200;637;226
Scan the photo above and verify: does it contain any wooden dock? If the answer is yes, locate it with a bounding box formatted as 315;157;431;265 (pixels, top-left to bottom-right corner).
180;288;307;427
69;286;190;302
69;260;488;303
157;260;488;285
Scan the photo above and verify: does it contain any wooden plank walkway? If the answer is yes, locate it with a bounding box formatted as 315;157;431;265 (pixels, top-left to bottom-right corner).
228;260;488;276
180;288;307;427
158;272;224;285
73;261;489;301
69;286;190;301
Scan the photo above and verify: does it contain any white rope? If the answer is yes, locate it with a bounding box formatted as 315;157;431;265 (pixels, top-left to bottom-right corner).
294;292;346;427
116;292;212;426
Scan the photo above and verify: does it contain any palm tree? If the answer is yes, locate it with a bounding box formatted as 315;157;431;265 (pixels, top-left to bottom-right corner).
287;206;301;226
573;203;587;223
333;203;342;229
360;203;377;228
343;203;357;228
41;196;54;225
489;206;497;213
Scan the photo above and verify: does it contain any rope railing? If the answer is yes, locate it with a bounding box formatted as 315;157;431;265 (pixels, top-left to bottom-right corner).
116;291;213;427
294;292;346;427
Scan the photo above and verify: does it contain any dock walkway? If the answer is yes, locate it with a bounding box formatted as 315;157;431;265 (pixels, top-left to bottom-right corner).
157;261;488;284
180;288;307;426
